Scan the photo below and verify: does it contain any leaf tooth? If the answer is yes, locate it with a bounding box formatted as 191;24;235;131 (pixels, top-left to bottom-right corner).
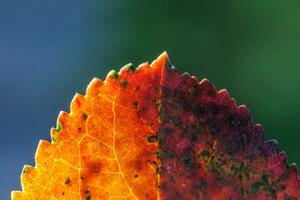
236;105;252;120
21;165;36;192
50;127;59;143
216;88;238;109
199;78;217;97
86;78;104;97
57;111;70;128
217;88;230;95
278;151;288;164
11;190;25;199
70;92;90;120
265;139;279;156
50;111;70;143
287;163;300;181
199;78;211;84
216;88;231;102
106;69;119;81
254;124;265;144
181;72;191;77
35;140;56;168
120;63;136;74
136;62;150;71
70;93;85;113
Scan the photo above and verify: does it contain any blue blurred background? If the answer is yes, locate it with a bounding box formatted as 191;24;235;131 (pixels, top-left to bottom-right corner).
1;1;300;199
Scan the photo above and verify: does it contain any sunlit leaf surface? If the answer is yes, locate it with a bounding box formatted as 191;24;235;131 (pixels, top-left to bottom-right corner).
12;53;300;200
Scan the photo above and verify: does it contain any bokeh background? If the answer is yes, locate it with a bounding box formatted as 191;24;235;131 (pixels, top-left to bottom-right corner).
1;0;300;199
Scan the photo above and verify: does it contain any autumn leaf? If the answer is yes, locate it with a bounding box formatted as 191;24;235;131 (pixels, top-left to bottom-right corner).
12;52;300;200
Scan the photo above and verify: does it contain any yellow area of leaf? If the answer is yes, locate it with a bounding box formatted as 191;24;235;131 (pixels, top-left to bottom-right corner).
11;53;170;200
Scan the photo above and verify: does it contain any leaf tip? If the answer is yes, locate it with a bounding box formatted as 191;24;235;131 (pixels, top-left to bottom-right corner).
151;51;172;70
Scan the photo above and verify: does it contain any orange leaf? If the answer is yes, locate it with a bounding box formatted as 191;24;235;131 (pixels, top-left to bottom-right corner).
12;52;300;200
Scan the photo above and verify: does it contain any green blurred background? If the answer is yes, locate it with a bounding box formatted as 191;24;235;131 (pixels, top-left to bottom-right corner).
1;0;300;199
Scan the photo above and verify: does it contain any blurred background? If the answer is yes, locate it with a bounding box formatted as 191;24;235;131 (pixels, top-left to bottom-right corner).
1;0;300;199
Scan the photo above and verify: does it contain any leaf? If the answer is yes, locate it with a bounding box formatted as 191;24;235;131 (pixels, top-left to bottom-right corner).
12;52;300;200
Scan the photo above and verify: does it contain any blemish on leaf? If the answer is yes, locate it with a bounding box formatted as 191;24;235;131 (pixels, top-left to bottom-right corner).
181;150;194;169
153;88;161;97
147;134;158;143
85;190;91;200
91;166;100;174
82;113;88;120
199;182;207;191
200;150;211;161
120;79;128;87
132;100;139;109
153;99;161;107
65;177;71;185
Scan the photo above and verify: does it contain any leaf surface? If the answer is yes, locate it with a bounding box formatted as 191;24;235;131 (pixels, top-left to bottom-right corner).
12;53;300;200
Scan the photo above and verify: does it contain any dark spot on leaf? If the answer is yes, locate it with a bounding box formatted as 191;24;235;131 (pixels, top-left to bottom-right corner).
85;190;91;200
226;116;241;128
65;177;71;185
181;150;194;169
82;113;88;120
200;150;210;160
261;173;269;182
199;181;207;190
120;79;128;87
147;134;158;143
132;101;139;109
153;99;160;106
91;166;100;173
192;104;208;117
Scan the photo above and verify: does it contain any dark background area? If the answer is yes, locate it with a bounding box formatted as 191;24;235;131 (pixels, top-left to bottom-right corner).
1;1;300;199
